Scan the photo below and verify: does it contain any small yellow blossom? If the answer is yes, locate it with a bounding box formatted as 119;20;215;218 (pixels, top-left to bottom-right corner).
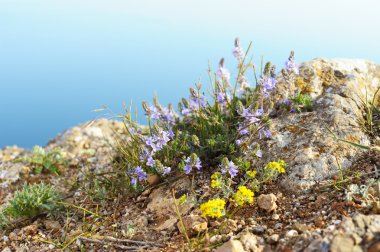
265;160;286;174
211;179;221;188
246;170;257;178
211;172;221;180
233;186;254;206
200;198;226;218
178;194;187;205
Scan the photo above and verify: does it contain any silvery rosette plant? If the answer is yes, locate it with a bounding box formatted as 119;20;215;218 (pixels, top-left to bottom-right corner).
112;38;299;192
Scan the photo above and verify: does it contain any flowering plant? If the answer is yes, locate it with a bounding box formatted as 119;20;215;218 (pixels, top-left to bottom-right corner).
112;38;296;195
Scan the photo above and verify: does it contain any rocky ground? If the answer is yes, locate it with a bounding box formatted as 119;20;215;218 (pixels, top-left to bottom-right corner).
0;58;379;252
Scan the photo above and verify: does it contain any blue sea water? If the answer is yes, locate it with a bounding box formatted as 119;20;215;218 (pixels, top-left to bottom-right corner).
1;0;379;148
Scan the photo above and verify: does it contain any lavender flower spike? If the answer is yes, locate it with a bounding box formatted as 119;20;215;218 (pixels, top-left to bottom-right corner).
195;157;202;171
256;150;262;158
285;51;299;74
232;37;245;61
227;161;238;177
184;157;192;174
134;166;147;181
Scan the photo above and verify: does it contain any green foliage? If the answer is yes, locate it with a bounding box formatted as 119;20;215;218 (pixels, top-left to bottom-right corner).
16;146;67;175
0;183;62;227
291;92;313;112
357;87;380;138
107;39;298;207
281;92;313;113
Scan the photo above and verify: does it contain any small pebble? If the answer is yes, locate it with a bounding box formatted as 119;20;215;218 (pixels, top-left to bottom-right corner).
286;230;298;237
272;214;280;220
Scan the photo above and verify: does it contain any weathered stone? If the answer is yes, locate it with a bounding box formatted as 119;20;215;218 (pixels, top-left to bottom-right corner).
293;223;309;233
153;217;177;232
265;59;380;192
239;232;259;252
210;235;223;244
177;215;207;236
8;232;17;241
304;239;330;252
368;241;380;252
0;162;28;188
267;234;280;244
147;177;193;219
220;219;238;234
44;220;61;233
285;229;299;238
22;224;38;236
147;174;160;186
252;226;265;235
257;193;277;212
330;235;354;252
2;247;12;252
216;239;245;252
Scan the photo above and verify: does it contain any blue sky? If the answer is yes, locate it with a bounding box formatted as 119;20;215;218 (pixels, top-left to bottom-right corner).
0;0;379;148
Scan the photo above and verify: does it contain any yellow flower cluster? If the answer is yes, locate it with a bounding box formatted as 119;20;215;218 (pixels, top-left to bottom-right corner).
199;198;226;218
178;194;187;205
246;170;257;178
265;160;286;174
211;172;222;189
233;186;254;206
211;179;221;188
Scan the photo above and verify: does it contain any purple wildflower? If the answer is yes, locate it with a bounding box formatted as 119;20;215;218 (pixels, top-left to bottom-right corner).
146;156;155;167
236;139;242;146
256;150;262;158
233;46;245;61
217;67;230;82
221;161;238;178
131;177;137;185
239;127;249;136
184;157;192;174
161;107;175;124
130;166;147;185
134;166;147;181
264;130;272;138
195;157;202;171
285;51;299;74
148;105;160;120
168;129;175;138
162;131;170;143
163;167;171;175
145;136;159;152
239;105;253;117
254;108;264;116
282;99;291;106
181;108;191;116
216;92;225;103
261;76;277;91
232;38;245;62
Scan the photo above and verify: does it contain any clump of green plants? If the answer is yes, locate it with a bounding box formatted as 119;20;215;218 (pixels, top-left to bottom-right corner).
16;145;67;175
280;92;313;113
109;38;299;251
0;183;62;228
357;87;380;139
112;38;298;192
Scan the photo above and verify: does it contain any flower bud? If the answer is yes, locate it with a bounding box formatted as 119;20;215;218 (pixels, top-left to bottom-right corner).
264;62;271;76
192;135;200;147
190;153;198;166
142;101;149;114
236;100;244;115
221;157;229;169
182;98;190;108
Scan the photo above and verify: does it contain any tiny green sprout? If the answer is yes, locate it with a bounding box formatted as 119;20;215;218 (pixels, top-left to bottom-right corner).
291;92;313;112
1;183;62;227
16;146;67;175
